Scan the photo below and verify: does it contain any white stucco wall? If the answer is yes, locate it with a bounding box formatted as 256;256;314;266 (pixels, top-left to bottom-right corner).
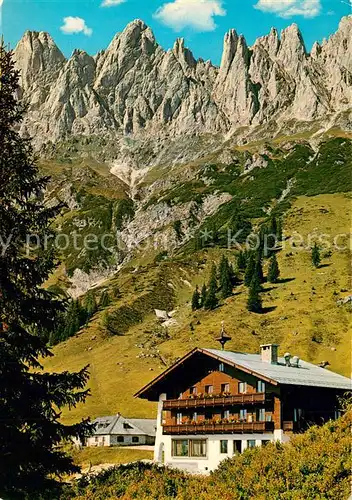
153;393;290;473
86;434;150;447
156;433;275;473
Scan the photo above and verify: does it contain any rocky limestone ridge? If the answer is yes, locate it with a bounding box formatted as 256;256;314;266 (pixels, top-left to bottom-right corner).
14;17;352;146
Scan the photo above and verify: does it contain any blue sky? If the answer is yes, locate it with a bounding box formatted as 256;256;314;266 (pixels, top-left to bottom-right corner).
2;0;351;65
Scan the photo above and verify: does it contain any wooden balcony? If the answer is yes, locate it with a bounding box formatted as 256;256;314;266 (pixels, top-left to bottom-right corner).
163;421;275;435
163;393;269;410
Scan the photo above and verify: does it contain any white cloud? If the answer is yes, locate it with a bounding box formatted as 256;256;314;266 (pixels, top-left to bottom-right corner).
254;0;321;18
101;0;126;7
154;0;226;32
60;17;93;36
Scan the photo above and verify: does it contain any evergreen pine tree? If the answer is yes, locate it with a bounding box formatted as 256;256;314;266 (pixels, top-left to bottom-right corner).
254;255;264;283
244;253;256;286
191;287;201;311
0;43;91;498
200;284;207;307
99;290;110;309
277;218;283;241
312;243;321;268
204;264;218;310
237;251;246;272
268;254;280;283
247;280;262;313
219;256;233;299
84;290;97;319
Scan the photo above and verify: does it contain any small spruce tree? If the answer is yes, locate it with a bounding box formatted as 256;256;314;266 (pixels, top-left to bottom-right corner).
200;284;207;308
204;264;218;310
268;254;280;283
219;256;233;299
277;218;283;241
254;256;264;283
312;243;321;268
244;253;256;286
99;290;110;309
191;287;201;311
84;290;98;319
247;280;262;313
237;251;246;272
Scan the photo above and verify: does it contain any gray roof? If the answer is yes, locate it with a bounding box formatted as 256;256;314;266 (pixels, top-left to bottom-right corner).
205;349;352;390
92;414;156;437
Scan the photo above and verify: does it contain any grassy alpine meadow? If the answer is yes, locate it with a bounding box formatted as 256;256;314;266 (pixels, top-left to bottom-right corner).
71;446;154;468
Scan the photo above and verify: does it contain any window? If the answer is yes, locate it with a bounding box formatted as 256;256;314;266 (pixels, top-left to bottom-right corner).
233;440;242;454
172;439;189;457
222;409;230;420
192;412;198;422
240;409;247;421
190;386;197;395
176;412;182;425
117;436;124;443
247;440;256;449
256;380;265;393
256;408;265;422
172;439;207;457
238;382;247;394
294;408;303;422
221;383;230;393
220;440;228;454
190;440;207;457
95;436;98;442
205;385;213;395
262;440;270;446
132;436;139;443
123;422;133;429
219;363;225;372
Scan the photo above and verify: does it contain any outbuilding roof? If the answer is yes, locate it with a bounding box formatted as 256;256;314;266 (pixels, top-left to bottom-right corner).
92;414;156;436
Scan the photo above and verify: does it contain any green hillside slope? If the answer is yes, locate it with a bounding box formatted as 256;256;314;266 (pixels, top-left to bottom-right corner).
44;192;351;424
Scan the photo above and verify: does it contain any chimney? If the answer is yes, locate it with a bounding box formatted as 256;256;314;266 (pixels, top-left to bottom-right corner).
260;344;279;364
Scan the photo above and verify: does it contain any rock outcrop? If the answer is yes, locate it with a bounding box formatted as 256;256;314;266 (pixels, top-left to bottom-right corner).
14;17;352;146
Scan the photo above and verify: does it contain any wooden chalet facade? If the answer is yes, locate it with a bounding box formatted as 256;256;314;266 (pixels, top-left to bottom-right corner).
135;343;351;473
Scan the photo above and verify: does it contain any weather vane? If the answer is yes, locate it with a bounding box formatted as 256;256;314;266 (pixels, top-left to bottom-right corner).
215;321;232;350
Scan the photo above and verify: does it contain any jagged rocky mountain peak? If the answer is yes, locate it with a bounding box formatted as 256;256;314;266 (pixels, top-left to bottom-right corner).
14;16;352;146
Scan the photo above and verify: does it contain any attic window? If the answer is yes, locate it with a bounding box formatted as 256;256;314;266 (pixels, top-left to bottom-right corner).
123;423;133;429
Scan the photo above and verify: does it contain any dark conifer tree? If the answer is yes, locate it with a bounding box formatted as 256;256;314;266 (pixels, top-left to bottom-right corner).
247;280;262;313
237;251;246;272
268;254;280;283
244;253;256;286
219;256;233;299
277;218;283;241
312;243;321;268
254;255;264;283
191;287;201;311
204;264;218;310
99;290;110;309
200;284;207;308
0;43;91;498
84;290;97;319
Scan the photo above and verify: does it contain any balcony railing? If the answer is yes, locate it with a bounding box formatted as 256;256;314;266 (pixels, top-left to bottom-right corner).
163;393;269;410
163;421;275;435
